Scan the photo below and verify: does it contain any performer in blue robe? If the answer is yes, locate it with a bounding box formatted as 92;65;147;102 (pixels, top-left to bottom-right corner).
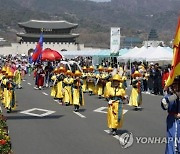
161;76;180;154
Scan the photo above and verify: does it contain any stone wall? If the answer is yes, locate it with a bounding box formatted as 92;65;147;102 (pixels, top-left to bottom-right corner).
0;42;85;55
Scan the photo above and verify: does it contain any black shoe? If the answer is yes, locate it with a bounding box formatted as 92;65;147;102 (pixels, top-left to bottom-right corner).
134;107;138;111
112;131;117;136
65;103;69;106
110;129;114;133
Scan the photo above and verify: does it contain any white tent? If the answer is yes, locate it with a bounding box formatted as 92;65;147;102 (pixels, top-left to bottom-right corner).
118;47;140;60
118;46;173;62
144;46;173;61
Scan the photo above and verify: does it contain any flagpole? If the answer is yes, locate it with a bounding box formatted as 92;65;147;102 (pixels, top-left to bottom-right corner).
31;28;44;63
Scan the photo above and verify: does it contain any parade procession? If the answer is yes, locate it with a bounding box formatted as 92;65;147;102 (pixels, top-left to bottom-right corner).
0;1;180;153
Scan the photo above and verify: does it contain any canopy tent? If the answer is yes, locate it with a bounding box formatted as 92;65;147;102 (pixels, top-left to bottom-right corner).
62;48;130;59
144;46;173;61
61;50;101;59
118;46;173;62
93;49;111;57
119;48;129;56
118;46;146;61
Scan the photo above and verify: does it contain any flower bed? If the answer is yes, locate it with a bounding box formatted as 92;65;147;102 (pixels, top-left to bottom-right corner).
0;111;12;154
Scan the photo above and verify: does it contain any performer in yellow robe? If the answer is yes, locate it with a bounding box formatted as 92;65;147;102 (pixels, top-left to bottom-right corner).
6;72;16;113
0;67;5;101
2;72;8;107
0;69;4;100
82;66;88;92
50;68;59;98
14;66;22;89
72;70;84;112
107;74;126;136
63;70;74;106
87;66;95;96
6;65;11;75
56;67;66;103
95;66;106;98
104;67;113;99
121;73;127;90
129;71;142;110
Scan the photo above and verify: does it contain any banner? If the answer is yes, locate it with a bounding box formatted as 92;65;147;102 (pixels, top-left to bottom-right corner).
110;27;120;56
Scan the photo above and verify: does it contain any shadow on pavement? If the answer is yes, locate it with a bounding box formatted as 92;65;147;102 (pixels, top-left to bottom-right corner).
132;107;144;111
78;109;86;112
10;110;22;113
117;129;130;135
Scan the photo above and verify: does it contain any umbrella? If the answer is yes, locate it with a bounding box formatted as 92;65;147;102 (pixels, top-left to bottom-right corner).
41;48;62;61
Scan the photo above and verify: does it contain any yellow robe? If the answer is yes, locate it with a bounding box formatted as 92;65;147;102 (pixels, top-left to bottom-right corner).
6;88;16;110
6;66;11;74
87;73;95;93
56;80;63;99
0;74;3;99
73;86;84;106
2;78;8;106
104;82;111;98
63;77;74;104
96;73;106;96
82;73;87;92
14;70;22;87
51;75;57;97
129;79;142;107
107;87;125;129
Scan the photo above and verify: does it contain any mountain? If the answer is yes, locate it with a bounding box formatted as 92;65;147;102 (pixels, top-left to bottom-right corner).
0;0;51;42
13;0;180;30
0;0;50;29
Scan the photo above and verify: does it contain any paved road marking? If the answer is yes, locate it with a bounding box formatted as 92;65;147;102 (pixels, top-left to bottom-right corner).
20;108;56;117
22;79;26;82
104;130;121;140
94;107;128;114
27;83;32;85
123;109;128;114
73;111;86;118
42;92;48;96
54;100;63;105
93;107;107;113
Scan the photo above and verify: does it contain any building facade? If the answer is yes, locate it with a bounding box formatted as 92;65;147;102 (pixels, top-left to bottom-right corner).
15;20;85;54
143;29;164;47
